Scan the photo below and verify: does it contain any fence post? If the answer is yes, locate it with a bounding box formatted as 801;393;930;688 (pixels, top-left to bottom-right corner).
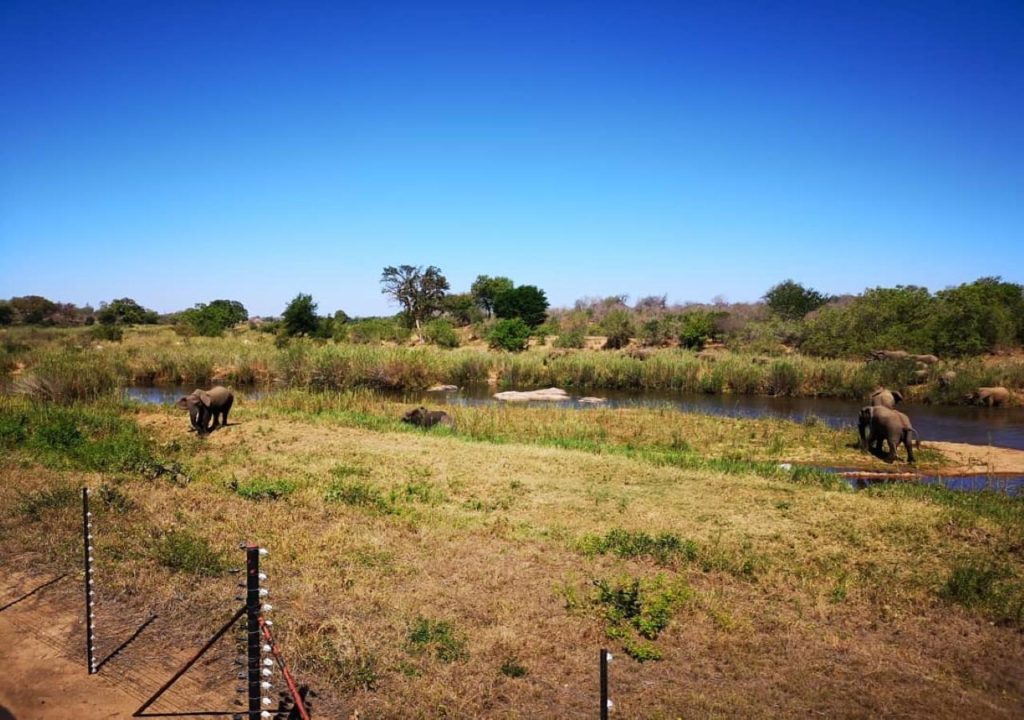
82;488;96;675
600;648;611;719
245;543;263;720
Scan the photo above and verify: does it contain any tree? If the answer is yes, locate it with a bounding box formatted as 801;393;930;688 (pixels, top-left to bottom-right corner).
380;265;450;330
601;308;635;349
96;298;158;325
282;293;319;337
487;318;532;351
0;301;13;326
9;295;58;325
494;285;549;328
763;280;830;321
470;275;514;318
443;293;482;326
181;299;249;336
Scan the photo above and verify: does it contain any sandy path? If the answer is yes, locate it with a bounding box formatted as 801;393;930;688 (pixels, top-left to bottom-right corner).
928;441;1024;474
0;612;139;720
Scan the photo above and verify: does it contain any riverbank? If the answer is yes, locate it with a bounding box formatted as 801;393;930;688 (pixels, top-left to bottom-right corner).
4;325;1024;405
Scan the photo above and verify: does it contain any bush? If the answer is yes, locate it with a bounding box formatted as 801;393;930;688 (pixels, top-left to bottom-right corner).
554;329;586;349
601;309;635;350
679;311;719;350
422;319;460;348
494;285;549;328
487;318;532;352
156;530;227;576
407;617;468;663
90;324;124;342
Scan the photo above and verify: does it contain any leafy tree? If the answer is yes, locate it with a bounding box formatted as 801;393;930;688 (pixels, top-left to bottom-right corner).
380;265;450;331
96;298;158;325
763;280;830;321
9;295;58;325
281;293;319;337
470;275;514;318
0;301;12;326
180;299;248;337
679;311;720;350
930;278;1024;356
800;286;935;357
443;293;482;326
487;318;532;351
494;285;549;328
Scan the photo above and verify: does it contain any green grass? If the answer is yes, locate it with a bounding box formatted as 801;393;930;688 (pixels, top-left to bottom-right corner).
407;617;468;663
155;529;228;576
234;477;298;501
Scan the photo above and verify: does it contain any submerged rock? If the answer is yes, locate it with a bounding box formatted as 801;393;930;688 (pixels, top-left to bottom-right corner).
578;396;607;404
426;384;459;392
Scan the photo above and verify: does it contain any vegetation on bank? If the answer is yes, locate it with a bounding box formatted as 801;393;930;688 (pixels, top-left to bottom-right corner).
3;326;1022;405
1;392;1023;717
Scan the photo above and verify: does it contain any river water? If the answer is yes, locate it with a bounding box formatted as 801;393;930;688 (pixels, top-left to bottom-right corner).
125;384;1024;451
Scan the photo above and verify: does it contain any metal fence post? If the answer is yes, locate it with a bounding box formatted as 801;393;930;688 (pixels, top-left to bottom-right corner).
246;543;262;720
83;488;96;675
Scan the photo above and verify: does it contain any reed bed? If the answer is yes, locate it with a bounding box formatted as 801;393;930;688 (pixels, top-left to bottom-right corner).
3;326;1022;404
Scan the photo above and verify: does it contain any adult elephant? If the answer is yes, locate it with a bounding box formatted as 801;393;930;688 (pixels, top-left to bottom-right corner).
869;388;903;409
858;406;919;463
965;386;1011;407
177;386;234;434
402;406;453;428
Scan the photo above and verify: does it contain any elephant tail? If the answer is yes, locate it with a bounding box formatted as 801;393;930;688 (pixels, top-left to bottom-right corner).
905;428;920;449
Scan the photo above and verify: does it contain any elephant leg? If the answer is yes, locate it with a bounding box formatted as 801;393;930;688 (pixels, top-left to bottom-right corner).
885;435;897;462
904;433;915;463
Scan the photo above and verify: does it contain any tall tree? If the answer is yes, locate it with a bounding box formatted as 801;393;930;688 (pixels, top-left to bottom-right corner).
282;293;319;336
380;265;450;330
470;275;514;318
494;285;549;328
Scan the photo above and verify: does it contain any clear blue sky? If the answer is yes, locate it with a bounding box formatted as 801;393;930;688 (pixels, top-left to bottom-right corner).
2;0;1022;317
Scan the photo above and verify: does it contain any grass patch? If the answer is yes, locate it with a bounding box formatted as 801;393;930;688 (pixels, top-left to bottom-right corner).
324;478;392;513
155;529;227;576
234;477;298;501
407;617;468;663
579;528;698;566
16;483;79;521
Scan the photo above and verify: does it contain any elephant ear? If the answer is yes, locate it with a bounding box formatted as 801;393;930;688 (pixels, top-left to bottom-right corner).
176;397;190;410
198;391;214;407
892;391;904;403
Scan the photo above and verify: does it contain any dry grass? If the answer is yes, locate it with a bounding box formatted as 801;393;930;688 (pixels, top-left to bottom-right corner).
2;393;1024;718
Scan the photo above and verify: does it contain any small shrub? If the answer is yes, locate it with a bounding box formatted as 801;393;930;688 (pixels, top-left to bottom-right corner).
499;655;528;678
324;479;391;513
97;483;135;512
90;324;124;342
553;329;586;349
421;319;460;348
941;560;1009;609
487;318;531;352
407;617;468;663
591;574;690;661
156;530;227;576
580;529;698;566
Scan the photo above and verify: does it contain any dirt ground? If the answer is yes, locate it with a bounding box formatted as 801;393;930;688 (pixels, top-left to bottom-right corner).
929;441;1024;474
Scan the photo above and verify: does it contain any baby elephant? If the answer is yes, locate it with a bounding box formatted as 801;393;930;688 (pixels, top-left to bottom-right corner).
869;388;903;409
401;406;453;428
858;406;919;463
177;386;234;435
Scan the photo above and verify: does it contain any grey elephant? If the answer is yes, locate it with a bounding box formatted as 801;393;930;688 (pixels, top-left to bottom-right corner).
858;406;919;463
938;370;957;389
402;406;453;428
869;350;909;362
176;386;234;434
869;388;904;409
965;386;1011;407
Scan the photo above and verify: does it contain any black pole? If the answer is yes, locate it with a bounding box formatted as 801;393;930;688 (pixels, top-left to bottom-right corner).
83;488;96;675
600;648;609;720
246;544;262;720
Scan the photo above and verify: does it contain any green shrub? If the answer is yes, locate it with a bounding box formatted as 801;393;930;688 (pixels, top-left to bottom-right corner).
487;318;532;352
553;329;586;349
90;324;124;342
580;529;698;566
591;574;690;661
324;478;391;513
421;319;460;348
601;309;635;350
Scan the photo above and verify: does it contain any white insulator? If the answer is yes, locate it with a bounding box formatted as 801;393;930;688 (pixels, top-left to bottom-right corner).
607;699;614;711
262;604;273;612
262;644;271;653
606;652;613;663
88;546;94;553
261;681;272;690
261;712;273;719
89;602;95;608
88;556;94;563
258;573;267;581
258;548;268;556
87;534;92;540
264;620;273;627
87;511;92;517
262;697;272;706
261;668;272;677
259;588;269;597
263;658;273;667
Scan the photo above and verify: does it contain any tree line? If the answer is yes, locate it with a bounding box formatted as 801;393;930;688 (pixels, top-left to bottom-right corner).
4;274;1023;358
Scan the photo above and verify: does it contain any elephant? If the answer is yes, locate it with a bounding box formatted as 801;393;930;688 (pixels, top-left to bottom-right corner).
176;386;234;434
869;388;903;409
869;350;910;362
938;370;957;389
909;369;930;385
858;406;919;463
965;386;1011;407
402;406;453;428
910;354;939;365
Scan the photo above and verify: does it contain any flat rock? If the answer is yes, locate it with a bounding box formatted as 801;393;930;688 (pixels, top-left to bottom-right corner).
493;387;570;402
578;396;607;404
426;384;459;392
